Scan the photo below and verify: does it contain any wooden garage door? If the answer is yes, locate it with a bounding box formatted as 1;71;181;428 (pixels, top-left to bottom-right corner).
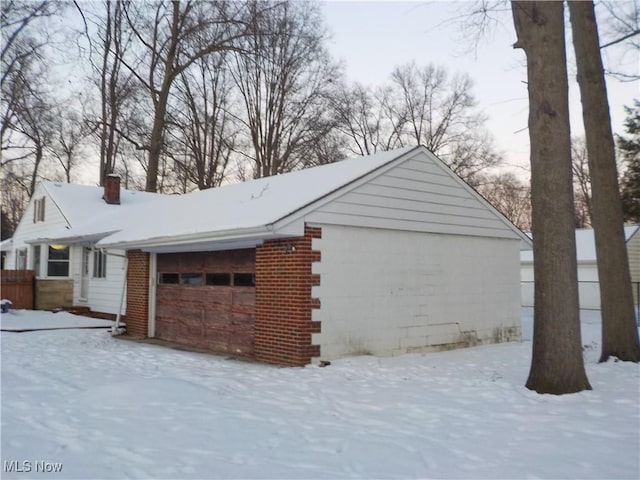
155;249;255;357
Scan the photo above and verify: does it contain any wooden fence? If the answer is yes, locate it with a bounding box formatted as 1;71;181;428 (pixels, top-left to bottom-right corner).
1;270;35;310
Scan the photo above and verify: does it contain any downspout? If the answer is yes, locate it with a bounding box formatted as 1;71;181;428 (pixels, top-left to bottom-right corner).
106;250;128;336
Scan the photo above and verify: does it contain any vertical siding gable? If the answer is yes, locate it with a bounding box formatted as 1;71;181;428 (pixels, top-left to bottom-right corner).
306;152;520;239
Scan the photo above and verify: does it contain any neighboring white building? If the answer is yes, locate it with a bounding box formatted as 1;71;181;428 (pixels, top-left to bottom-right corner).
521;225;640;310
4;178;159;315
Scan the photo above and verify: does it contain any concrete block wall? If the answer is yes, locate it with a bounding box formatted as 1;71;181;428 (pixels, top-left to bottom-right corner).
312;224;521;361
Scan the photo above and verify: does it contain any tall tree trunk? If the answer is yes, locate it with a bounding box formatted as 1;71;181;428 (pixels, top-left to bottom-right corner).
146;85;171;192
511;1;591;394
568;0;640;363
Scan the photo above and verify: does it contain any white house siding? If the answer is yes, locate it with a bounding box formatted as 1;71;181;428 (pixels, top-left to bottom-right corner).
67;248;127;315
311;224;521;361
8;183;126;315
6;183;70;271
86;252;127;315
305;155;522;241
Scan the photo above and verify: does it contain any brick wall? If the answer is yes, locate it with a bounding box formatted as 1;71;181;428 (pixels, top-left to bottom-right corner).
254;225;321;366
126;250;149;337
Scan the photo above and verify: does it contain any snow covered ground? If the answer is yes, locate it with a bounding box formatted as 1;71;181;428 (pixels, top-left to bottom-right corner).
0;309;113;331
1;308;638;479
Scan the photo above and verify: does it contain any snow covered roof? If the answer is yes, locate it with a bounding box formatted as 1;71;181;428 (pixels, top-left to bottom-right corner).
34;146;528;251
41;181;160;228
521;225;640;263
0;238;12;252
96;147;419;249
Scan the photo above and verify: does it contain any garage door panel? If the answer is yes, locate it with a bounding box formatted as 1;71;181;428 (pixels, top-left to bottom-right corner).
232;290;256;305
204;288;234;305
155;249;256;357
155;317;177;341
157;286;180;303
231;312;254;326
203;309;232;326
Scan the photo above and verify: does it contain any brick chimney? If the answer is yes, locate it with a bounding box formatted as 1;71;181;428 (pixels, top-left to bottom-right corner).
104;174;121;205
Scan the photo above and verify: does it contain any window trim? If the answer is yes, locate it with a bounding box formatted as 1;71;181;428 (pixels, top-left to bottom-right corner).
33;197;45;223
47;244;70;277
16;248;27;270
93;249;107;278
32;245;41;277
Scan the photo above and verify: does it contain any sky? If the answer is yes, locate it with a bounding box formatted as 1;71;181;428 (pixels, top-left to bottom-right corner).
321;1;640;176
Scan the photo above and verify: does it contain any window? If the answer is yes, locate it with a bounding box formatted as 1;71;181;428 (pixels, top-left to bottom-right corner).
180;273;204;285
16;248;27;270
234;273;255;287
47;245;69;277
32;245;41;277
158;272;255;287
206;273;231;286
93;249;107;278
159;273;179;284
33;197;45;223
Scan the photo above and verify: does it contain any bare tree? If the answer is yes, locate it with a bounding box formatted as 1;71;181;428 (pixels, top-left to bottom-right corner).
478;172;531;231
572;138;592;227
170;52;236;190
230;0;340;178
0;0;56;90
1;54;56;196
569;0;640;363
391;62;501;185
512;0;591;394
121;0;250;192
598;0;639;81
83;0;143;186
331;61;501;186
331;82;404;157
330;83;395;157
49;109;87;184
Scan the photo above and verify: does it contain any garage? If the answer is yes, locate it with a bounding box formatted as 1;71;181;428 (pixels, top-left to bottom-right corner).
155;249;256;356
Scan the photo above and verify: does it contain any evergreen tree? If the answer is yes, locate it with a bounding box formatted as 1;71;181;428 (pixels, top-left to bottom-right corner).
619;100;640;223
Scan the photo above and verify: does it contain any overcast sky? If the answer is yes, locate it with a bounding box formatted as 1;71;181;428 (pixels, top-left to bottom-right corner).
322;1;640;176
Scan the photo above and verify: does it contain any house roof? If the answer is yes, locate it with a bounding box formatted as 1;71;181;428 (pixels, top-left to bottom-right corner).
41;181;160;227
25;182;161;245
97;147;420;249
520;225;640;263
34;146;530;252
0;238;12;252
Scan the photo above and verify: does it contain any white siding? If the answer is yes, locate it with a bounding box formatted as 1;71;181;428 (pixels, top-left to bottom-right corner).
312;224;521;361
7;183;126;315
69;249;127;315
87;252;127;315
305;156;520;240
6;183;70;272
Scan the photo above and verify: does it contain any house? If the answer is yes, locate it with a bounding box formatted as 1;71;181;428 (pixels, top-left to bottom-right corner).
521;225;640;310
5;146;531;366
4;176;159;314
100;145;530;365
